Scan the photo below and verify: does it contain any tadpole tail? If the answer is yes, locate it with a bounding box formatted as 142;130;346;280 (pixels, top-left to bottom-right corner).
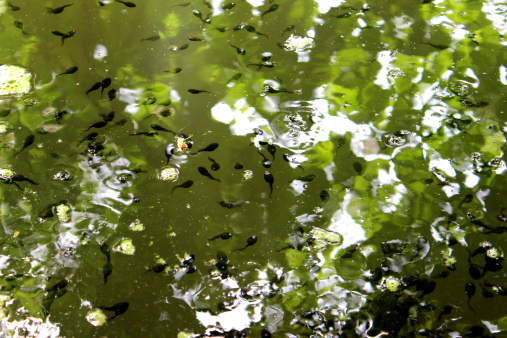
24;178;39;185
468;299;476;314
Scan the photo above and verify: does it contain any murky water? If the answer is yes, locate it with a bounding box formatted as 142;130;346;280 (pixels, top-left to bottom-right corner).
1;0;507;336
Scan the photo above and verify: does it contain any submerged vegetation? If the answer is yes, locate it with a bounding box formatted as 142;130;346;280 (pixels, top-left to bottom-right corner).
0;0;507;336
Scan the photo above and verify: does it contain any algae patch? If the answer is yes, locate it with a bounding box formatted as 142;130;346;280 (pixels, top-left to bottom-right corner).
0;65;34;98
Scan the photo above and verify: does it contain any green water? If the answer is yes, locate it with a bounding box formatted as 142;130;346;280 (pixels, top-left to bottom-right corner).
1;0;507;336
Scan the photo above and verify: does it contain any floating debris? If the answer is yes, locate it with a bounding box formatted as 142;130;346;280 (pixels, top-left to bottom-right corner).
86;309;107;327
0;168;15;180
307;227;343;251
129;219;145;232
114;238;136;255
243;170;253;180
56;204;71;223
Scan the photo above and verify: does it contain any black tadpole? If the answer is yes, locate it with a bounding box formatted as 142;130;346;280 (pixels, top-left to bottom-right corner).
99;111;115;122
320;190;330;203
47;3;73;14
292;174;316;183
11;174;38;185
115;0;136;7
13;134;35;157
107;89;117;101
264;171;274;198
84;121;108;131
228;41;246;55
107;118;127;130
171;180;194;193
8;2;21;11
86;82;102;95
468;264;482;280
186;265;197;274
218;201;241;209
198;166;221;182
100;243;111;259
233;235;258;251
479;283;494;298
208;157;220;171
146;262;168;273
267;144;276;160
194;143;218;154
208;232;233;240
281;25;295;36
217;251;227;263
151;124;175;134
261;328;272;338
420;280;436;297
100;78;111;97
141;35;160;42
181;254;195;267
465;282;476;313
52;30;75;45
227;73;242;84
98;302;129;320
465;326;485;337
258;151;272;168
57;66;78;76
437;305;452;321
103;260;113;284
129;131;158;136
188;89;210;94
261;3;279;18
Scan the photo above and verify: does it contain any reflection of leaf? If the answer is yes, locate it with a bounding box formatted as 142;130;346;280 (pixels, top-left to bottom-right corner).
305;140;334;169
163;13;181;38
149;83;169;93
282;289;305;312
284;248;307;269
13;289;45;318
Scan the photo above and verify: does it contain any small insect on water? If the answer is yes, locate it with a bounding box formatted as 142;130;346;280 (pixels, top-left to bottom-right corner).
176;135;189;152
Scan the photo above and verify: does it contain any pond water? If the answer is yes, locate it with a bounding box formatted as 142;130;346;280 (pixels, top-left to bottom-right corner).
1;0;507;336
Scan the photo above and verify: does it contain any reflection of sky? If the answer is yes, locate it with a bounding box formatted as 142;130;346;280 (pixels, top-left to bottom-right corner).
314;0;346;14
329;191;366;248
173;275;266;332
196;300;256;332
483;1;507;36
93;44;107;61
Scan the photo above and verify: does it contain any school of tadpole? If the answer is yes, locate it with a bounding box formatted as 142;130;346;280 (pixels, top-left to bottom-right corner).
1;0;507;337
